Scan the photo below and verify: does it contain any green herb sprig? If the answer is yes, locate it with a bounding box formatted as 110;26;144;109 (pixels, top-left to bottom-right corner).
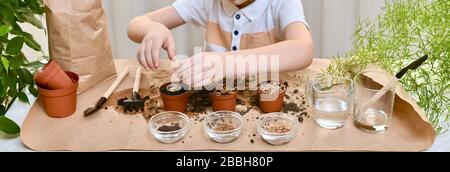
326;0;449;134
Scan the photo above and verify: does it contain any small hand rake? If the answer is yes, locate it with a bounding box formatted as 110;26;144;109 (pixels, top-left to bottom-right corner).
118;68;149;113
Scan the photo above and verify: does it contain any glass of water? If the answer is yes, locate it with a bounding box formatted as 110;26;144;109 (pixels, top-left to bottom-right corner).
309;75;353;129
353;71;395;132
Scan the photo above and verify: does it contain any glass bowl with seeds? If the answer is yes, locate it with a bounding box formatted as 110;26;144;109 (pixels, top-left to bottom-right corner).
257;112;298;145
203;111;244;143
149;111;190;144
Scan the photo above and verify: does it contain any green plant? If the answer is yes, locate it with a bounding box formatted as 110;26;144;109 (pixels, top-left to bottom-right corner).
326;0;449;134
0;0;45;135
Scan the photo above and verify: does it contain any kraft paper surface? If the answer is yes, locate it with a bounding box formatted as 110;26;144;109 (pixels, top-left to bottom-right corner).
21;59;436;151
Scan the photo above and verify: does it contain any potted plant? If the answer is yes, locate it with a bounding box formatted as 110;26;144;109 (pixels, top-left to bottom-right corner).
257;81;288;113
159;82;190;112
208;85;237;111
0;0;45;135
325;0;449;134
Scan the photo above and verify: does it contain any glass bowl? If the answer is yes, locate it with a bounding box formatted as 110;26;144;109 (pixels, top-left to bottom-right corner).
203;111;244;143
149;111;190;144
257;112;298;145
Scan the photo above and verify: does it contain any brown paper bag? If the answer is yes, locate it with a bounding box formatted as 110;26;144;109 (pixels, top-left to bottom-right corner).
45;0;117;94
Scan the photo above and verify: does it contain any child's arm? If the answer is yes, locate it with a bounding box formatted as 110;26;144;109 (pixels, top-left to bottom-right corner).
127;7;184;71
227;22;313;73
177;22;314;86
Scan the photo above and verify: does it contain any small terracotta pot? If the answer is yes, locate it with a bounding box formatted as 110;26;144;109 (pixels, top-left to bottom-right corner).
160;82;190;112
258;91;286;113
209;92;237;111
34;59;73;90
38;71;79;118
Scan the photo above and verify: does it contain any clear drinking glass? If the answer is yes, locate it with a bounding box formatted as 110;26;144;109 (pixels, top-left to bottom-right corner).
309;75;353;129
353;71;395;132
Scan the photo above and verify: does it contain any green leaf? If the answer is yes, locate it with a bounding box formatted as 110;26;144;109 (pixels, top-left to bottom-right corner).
6;36;24;55
0;116;20;134
28;85;38;97
0;81;4;98
6;69;18;94
0;67;6;88
21;32;41;51
0;25;12;36
9;53;26;68
25;60;45;69
0;105;5;116
17;91;29;104
10;22;24;34
18;68;34;84
0;4;15;25
17;10;43;29
1;56;10;72
25;0;44;15
0;0;18;7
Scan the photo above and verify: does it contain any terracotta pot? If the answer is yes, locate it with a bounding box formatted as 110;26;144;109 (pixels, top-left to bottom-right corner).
160;82;190;112
258;90;286;113
34;59;73;90
209;92;237;111
38;71;79;118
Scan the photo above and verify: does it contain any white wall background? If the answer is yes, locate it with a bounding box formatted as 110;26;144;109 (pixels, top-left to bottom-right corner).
22;0;384;60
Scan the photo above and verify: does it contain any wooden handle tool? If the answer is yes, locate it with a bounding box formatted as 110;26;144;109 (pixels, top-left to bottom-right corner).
84;68;129;117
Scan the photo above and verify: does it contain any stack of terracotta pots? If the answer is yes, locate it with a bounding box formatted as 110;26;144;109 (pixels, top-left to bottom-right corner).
34;60;79;118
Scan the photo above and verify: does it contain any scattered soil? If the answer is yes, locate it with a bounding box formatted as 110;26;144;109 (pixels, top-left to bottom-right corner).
105;85;162;121
282;89;309;123
236;98;246;105
187;89;211;114
285;94;291;100
105;75;311;125
243;92;259;107
210;84;237;96
283;102;301;113
236;105;251;116
298;116;304;123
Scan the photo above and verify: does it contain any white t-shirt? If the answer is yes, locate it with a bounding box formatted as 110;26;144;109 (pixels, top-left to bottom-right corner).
173;0;309;52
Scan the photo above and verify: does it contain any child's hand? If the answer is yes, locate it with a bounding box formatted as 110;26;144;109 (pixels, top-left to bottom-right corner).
175;53;226;87
137;22;176;71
